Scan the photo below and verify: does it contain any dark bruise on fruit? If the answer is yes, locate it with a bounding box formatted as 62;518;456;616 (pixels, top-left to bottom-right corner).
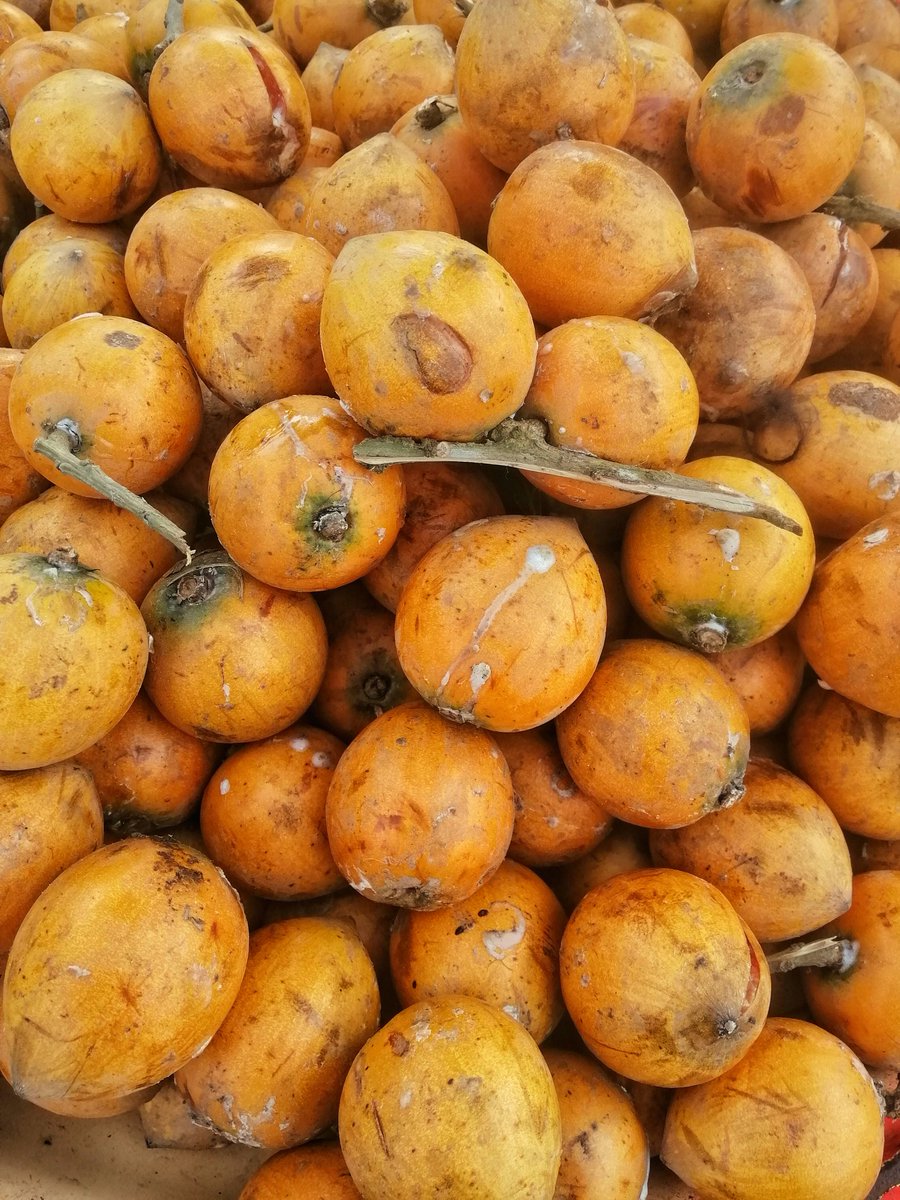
828;380;900;421
392;312;474;394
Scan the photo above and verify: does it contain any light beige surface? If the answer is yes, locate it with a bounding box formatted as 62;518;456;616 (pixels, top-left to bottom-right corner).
0;1080;268;1199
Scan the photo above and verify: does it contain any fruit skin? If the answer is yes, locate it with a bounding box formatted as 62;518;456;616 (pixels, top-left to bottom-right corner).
207;395;406;593
487;140;697;329
0;347;46;525
3;837;249;1107
793;510;900;717
175;917;380;1149
705;627;805;735
319;229;535;442
654;227;816;421
7;314;203;498
788;685;900;840
803;869;900;1068
686;33;866;223
338;994;562;1200
3;213;127;289
0;762;103;953
0;550;149;770
396;515;606;733
621;456;816;653
325;700;515;910
148;27;311;189
389;858;567;1044
660;1017;884;1200
454;0;636;174
0;30;130;119
237;1141;362;1200
140;552;328;743
200;724;346;901
649;757;853;942
560;867;771;1087
10;68;161;222
272;0;415;67
544;1048;650;1200
556;639;750;830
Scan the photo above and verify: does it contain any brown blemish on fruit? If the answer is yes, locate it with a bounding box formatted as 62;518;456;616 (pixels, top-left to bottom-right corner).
828;381;900;421
759;95;806;135
392;313;473;394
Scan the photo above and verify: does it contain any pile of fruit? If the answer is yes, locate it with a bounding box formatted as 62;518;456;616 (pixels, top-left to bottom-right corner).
1;0;900;1195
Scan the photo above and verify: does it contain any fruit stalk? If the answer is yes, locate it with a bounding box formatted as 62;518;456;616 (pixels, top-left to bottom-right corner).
32;427;193;560
818;195;900;230
765;935;859;974
354;418;804;534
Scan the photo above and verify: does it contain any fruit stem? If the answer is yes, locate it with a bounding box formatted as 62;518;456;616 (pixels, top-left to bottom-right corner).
32;426;193;562
354;418;804;534
818;194;900;230
765;935;859;974
366;0;409;26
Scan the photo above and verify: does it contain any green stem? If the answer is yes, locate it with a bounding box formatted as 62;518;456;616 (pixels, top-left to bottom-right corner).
353;418;804;535
33;427;193;561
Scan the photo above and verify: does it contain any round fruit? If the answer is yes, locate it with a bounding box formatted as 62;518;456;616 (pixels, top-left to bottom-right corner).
660;1017;884;1200
237;1142;362;1200
320;229;536;441
560;867;770;1087
175;917;379;1148
3;837;248;1107
0;549;148;770
325;700;515;909
621;456;816;652
338;995;562;1200
395;515;607;732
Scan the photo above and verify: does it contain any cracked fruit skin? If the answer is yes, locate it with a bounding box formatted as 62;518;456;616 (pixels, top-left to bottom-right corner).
175;917;380;1150
621;456;815;653
324;700;515;910
686;33;865;222
394;515;606;733
660;1017;884;1200
556;639;750;830
148;26;310;189
319;229;537;442
0;551;148;770
338;994;562;1200
3;837;248;1110
560;868;771;1088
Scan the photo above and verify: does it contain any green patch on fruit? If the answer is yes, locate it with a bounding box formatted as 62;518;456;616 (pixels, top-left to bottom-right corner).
650;593;762;653
296;491;357;558
147;553;241;631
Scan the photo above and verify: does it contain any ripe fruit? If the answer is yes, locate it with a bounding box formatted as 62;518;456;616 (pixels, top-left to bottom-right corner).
10;68;160;221
148;27;310;188
520;316;700;509
487;140;697;327
389;858;567;1043
395;515;607;731
803;869;900;1068
8;314;202;497
3;837;248;1108
175;917;380;1148
661;1017;884;1200
621;457;816;652
686;33;866;222
141;552;328;743
0;549;148;770
560;868;770;1087
619;37;700;200
794;511;900;717
74;691;220;830
338;995;562;1200
544;1049;650;1200
200;724;346;901
557;639;750;829
325;700;515;909
237;1142;362;1200
0;762;103;953
272;0;415;66
654;227;817;420
788;685;900;840
649;758;853;941
208;395;406;592
320;230;536;441
455;0;635;173
705;628;805;734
